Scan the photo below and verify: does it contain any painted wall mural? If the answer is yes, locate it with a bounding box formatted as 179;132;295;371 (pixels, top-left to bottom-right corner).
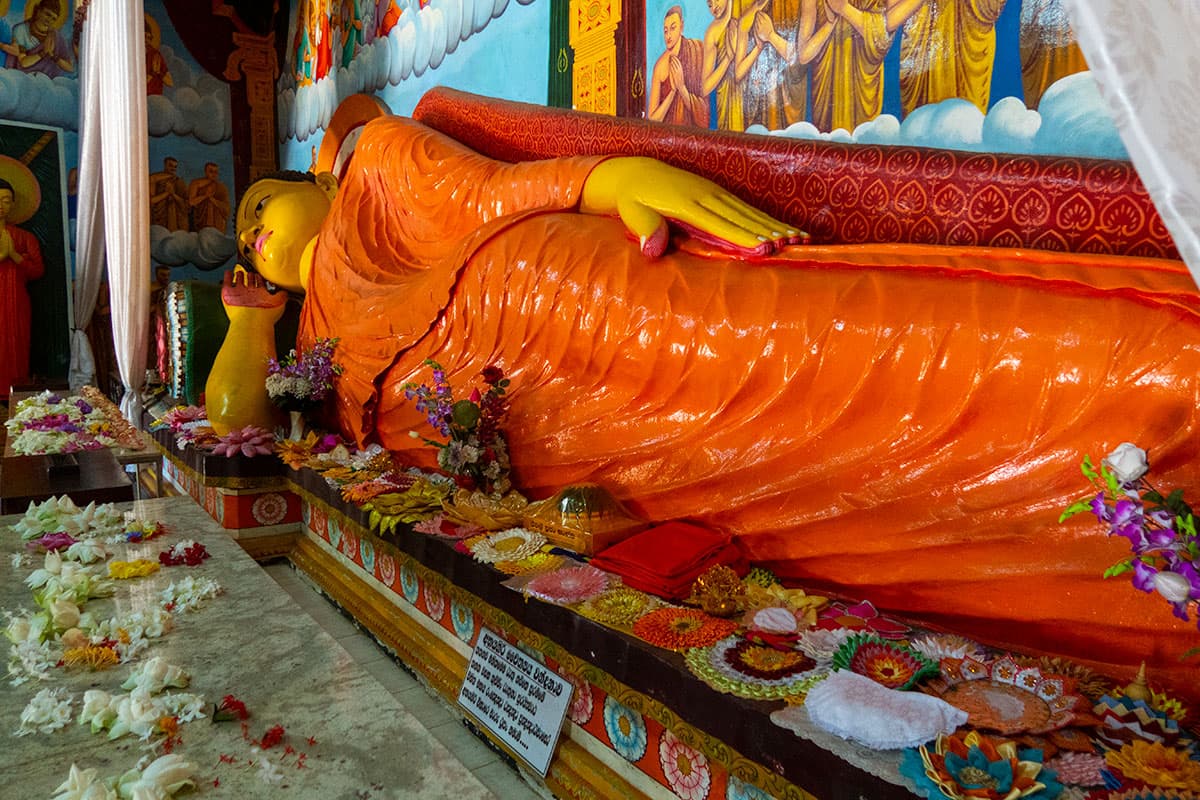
278;0;549;171
643;0;1126;159
142;4;236;281
0;1;237;284
0;120;72;385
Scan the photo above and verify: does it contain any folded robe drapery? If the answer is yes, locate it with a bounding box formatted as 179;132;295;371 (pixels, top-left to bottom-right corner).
300;116;1200;700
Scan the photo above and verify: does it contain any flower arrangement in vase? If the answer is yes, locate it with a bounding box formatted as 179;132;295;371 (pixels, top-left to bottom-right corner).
265;338;342;439
1061;442;1200;636
403;360;512;496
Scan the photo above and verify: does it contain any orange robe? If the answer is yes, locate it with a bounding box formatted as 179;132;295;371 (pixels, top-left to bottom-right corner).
300;116;1200;700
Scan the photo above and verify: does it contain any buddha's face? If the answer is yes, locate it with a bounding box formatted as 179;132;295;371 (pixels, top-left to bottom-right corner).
0;188;13;224
236;177;333;292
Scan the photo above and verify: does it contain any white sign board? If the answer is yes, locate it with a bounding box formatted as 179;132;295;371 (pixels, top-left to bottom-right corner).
457;627;571;776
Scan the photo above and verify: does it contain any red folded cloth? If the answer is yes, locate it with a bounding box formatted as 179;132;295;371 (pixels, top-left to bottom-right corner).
590;521;747;600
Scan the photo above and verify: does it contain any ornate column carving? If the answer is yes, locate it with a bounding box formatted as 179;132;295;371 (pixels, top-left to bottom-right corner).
224;32;279;184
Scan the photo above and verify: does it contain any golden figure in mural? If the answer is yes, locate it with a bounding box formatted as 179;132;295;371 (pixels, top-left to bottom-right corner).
648;5;710;127
744;0;807;130
149;157;189;232
187;162;231;233
899;0;1005;115
798;0;924;133
703;0;777;131
1019;0;1085;108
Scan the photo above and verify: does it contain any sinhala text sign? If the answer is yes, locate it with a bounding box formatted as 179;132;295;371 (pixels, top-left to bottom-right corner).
457;627;571;776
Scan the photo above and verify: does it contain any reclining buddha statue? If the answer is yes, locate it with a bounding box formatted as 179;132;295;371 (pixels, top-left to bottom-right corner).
220;93;1200;701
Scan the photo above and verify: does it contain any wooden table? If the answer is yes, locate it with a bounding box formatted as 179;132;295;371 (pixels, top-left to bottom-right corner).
0;449;134;513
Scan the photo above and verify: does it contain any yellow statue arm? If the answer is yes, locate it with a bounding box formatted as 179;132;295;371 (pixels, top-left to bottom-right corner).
579;156;805;257
205;268;287;435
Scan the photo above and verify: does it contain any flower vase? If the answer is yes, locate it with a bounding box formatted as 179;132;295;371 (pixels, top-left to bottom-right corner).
288;410;305;441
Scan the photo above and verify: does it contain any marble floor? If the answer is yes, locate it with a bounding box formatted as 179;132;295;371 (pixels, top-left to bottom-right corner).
260;560;547;800
2;496;548;799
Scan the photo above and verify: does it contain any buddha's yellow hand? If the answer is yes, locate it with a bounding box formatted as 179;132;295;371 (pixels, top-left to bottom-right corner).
579;156;806;257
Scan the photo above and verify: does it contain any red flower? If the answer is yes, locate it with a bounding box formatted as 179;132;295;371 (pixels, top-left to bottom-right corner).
260;724;286;749
481;366;504;385
214;695;250;722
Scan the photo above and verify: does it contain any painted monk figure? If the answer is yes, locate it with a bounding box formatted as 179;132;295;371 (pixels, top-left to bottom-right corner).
227;111;1200;701
648;6;710;127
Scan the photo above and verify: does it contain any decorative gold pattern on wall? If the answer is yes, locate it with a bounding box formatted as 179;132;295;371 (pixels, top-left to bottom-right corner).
570;0;622;115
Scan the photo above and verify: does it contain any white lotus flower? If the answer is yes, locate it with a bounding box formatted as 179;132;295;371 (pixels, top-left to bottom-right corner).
51;763;117;800
50;599;82;630
66;539;109;564
133;753;196;796
121;657;189;694
78;690;119;733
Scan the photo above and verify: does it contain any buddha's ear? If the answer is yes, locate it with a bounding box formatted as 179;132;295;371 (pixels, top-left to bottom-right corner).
314;171;339;200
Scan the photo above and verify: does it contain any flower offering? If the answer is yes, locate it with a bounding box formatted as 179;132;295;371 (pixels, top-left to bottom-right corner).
265;337;343;411
403;360;513;495
1061;443;1200;629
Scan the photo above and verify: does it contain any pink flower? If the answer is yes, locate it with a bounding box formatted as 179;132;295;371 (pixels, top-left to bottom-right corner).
658;729;710;800
211;426;276;458
29;532;77;552
161;405;207;431
817;600;910;639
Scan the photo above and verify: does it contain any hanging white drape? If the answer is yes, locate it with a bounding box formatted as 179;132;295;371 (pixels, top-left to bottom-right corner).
73;0;150;421
69;7;105;392
1065;0;1200;288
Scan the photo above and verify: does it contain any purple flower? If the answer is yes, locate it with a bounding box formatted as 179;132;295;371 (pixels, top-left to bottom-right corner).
1109;499;1145;548
1089;492;1112;523
1132;560;1158;593
74;399;93;414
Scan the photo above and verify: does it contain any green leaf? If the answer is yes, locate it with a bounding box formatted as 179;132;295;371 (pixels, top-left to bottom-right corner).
452;400;480;429
1103;560;1134;579
1101;464;1121;497
1081;455;1098;482
1180;646;1200;662
1179;513;1197;539
368;509;381;531
1143;489;1165;505
1059;498;1094;523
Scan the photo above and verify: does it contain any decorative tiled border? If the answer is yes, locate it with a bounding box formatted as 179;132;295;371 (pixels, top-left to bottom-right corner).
296;487;818;800
162;459;301;531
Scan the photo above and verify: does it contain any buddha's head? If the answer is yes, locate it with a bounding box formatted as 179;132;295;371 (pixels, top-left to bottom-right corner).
235;170;337;293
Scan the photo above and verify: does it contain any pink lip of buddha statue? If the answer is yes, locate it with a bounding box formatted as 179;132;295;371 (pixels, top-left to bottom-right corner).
219;103;1200;704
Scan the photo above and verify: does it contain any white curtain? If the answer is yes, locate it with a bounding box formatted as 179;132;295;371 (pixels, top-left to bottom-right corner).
69;6;105;392
72;0;150;421
1065;0;1200;288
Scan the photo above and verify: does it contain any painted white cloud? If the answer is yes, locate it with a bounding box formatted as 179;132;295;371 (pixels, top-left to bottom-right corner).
0;69;78;131
146;45;233;144
746;71;1128;161
278;0;535;141
150;226;235;271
